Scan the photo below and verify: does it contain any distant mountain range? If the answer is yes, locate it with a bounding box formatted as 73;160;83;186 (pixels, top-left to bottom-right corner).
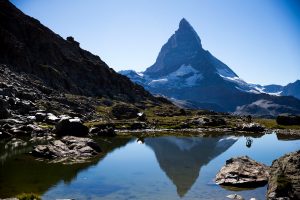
120;18;300;116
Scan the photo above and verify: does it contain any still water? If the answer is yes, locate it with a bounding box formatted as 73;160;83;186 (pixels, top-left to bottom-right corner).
0;133;299;200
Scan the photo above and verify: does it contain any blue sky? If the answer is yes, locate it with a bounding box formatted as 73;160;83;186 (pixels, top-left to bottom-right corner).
11;0;300;85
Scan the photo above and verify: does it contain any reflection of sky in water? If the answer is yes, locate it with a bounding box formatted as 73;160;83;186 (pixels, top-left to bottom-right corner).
42;134;299;200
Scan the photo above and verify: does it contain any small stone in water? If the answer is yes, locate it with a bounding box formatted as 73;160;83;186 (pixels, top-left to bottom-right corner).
226;194;244;200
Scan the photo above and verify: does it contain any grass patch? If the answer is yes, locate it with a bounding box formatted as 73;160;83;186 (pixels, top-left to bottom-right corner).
254;118;300;129
16;193;41;200
37;123;54;129
84;121;108;128
96;105;111;115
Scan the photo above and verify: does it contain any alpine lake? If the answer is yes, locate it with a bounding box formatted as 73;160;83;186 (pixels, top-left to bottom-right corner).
0;132;299;200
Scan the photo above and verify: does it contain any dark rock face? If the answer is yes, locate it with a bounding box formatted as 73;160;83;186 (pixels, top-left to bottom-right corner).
0;0;153;102
54;118;89;137
215;156;270;188
267;150;300;200
32;136;101;161
276;115;300;126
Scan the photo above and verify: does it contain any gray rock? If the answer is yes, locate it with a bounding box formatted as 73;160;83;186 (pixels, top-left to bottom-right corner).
89;126;116;137
15;99;35;114
215;156;270;187
45;113;60;124
238;123;265;132
30;135;54;143
5;138;27;149
54;118;88;137
35;112;47;122
89;127;100;134
226;194;244;200
32;136;101;161
267;150;300;200
137;112;147;121
196;117;226;126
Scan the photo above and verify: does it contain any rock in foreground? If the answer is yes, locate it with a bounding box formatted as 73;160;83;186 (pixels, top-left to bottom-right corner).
267;150;300;200
226;194;244;200
54;118;89;137
237;123;265;132
32;136;101;162
215;156;270;187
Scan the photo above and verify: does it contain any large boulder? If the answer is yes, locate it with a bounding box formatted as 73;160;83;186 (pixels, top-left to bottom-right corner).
267;150;300;200
0;99;10;119
45;113;60;124
199;117;226;126
276;115;300;126
54;118;88;137
32;136;101;161
89;126;116;137
237;123;265;132
215;156;270;188
5;138;28;150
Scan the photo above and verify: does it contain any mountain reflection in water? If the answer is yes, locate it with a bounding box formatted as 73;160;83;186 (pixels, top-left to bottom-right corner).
145;136;237;197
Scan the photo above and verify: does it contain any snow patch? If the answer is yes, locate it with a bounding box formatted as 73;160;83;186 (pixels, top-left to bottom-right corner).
217;68;237;78
149;78;168;86
147;64;203;88
218;136;238;142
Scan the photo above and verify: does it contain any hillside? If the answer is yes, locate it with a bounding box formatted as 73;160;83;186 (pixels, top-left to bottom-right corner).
0;0;153;102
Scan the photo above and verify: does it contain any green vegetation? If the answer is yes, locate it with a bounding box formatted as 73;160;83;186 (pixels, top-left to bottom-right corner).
37;123;54;129
16;193;41;200
254;118;300;130
84;98;300;132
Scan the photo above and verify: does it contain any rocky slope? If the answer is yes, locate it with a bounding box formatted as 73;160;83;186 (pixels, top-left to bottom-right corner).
120;19;300;115
0;0;153;102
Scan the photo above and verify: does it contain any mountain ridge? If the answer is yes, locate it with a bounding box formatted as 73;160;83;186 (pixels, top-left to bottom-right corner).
0;0;154;103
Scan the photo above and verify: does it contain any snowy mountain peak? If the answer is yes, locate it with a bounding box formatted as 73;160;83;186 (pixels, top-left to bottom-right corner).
144;18;203;77
119;19;300;114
